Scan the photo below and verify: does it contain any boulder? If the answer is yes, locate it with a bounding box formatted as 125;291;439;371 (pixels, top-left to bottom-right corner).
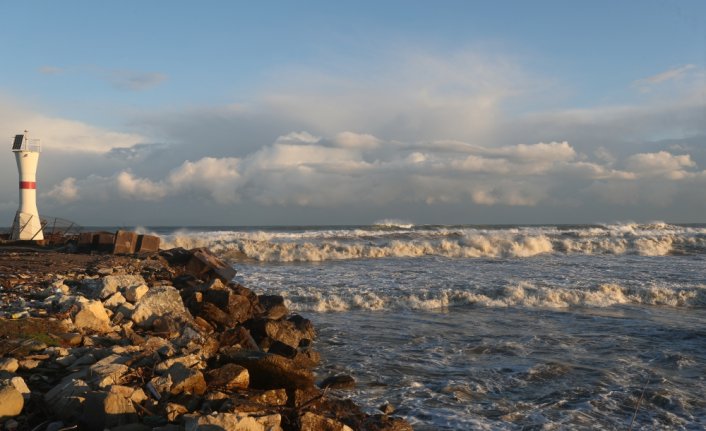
81;389;139;429
222;349;314;390
258;295;289;320
0;385;23;418
73;300;112;333
124;284;149;303
183;412;281;431
44;378;90;419
88;354;130;388
184;248;237;282
206;363;250;390
131;285;193;328
299;412;353;431
82;274;145;299
104;291;127;309
166;363;206;395
319;374;356;390
248;318;306;350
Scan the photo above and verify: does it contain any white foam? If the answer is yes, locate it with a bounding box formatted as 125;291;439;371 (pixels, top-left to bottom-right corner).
278;281;706;312
155;223;706;262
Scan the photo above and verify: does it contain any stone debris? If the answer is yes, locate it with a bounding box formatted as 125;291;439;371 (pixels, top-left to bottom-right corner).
0;246;412;430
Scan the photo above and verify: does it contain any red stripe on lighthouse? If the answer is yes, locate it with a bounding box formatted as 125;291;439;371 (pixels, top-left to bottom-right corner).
20;181;36;189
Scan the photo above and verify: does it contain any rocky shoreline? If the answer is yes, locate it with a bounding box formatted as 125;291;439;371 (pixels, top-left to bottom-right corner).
0;247;412;431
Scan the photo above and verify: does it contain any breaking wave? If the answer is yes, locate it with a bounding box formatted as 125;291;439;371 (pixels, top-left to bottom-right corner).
155;222;706;262
279;282;706;312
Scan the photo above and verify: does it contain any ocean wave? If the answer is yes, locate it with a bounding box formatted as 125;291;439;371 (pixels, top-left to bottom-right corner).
278;282;706;312
154;223;706;262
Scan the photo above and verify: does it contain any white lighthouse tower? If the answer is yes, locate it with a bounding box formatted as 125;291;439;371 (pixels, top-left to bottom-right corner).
10;131;44;240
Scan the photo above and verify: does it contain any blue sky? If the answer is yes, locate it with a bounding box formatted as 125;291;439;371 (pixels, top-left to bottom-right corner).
0;1;705;225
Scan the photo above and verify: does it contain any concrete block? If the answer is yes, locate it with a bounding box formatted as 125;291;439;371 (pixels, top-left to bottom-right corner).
136;234;160;253
113;230;138;255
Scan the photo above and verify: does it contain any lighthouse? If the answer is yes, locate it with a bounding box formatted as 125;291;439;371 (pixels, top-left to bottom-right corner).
10;131;44;240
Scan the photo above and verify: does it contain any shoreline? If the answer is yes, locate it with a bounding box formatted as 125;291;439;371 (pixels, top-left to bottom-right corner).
0;247;411;430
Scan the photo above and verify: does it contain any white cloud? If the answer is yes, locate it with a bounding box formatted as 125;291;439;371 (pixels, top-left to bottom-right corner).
633;64;697;91
44;177;79;202
626;151;696;180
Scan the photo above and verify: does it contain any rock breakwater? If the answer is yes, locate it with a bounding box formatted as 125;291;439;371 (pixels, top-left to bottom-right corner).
0;247;411;430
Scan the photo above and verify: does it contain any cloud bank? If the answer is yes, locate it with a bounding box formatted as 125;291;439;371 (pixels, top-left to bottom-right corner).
1;52;705;225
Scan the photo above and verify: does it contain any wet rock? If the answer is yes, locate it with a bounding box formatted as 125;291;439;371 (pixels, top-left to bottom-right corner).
0;358;19;373
73;299;111;333
206;363;250;390
299;412;353;431
0;385;23;418
245;388;288;406
258;295;289;320
184;248;237;283
319;374;356;390
248;318;305;350
223;349;314;390
131;286;192;328
379;402;395;415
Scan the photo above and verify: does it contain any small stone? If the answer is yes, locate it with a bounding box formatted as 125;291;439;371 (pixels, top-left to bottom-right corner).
4;419;19;430
0;358;19;373
0;386;24;418
9;377;30;400
88;355;130;388
59;332;83;346
19;359;40;370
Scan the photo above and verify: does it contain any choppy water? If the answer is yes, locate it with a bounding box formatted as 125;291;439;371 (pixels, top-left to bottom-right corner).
147;223;706;430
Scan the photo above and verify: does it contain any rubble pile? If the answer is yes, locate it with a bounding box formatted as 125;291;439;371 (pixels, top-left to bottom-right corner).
0;246;412;431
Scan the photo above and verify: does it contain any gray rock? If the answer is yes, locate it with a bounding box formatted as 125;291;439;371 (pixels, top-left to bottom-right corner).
223;349;314;390
104;291;127;309
88;354;130;388
131;286;192;328
124;284;149;303
166;363;206;395
73;300;111;333
81;389;139;430
0;385;23;418
44;378;90;419
9;376;30;400
82;274;146;299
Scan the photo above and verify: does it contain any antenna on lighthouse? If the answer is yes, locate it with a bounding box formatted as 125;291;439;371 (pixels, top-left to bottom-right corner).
10;130;44;241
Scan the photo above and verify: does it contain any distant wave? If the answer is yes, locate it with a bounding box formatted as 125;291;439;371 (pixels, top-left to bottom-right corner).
372;219;415;229
155;222;706;262
278;281;706;312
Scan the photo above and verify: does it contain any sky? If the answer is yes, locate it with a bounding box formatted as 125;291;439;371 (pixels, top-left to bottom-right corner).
1;0;705;226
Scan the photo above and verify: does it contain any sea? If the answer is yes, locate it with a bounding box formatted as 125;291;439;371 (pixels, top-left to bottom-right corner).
142;222;705;430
